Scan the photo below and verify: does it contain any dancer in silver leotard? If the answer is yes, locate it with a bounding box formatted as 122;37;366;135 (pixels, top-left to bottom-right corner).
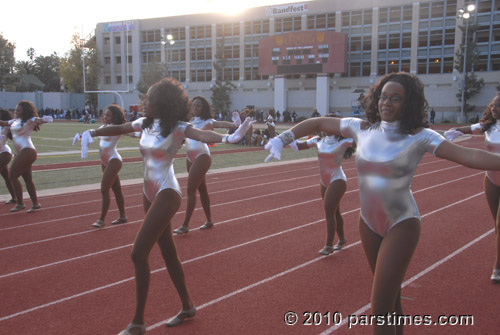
0;124;12;156
90;105;129;228
131;117;188;201
446;92;500;283
0;101;50;213
82;78;254;335
266;73;500;334
174;96;237;234
340;118;444;237
309;135;352;186
98;125;122;165
185;117;212;163
0;109;16;204
293;129;355;255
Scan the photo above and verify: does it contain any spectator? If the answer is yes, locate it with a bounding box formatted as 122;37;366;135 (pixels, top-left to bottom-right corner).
251;129;263;146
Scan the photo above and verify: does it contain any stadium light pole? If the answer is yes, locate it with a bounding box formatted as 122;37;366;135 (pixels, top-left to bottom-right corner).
161;34;175;76
457;4;475;123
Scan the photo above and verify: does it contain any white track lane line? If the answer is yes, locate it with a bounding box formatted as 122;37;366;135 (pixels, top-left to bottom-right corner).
0;153;446;217
0;160;462;232
146;193;487;333
0;167;484;285
0;167;482;253
0;169;321;228
318;192;489;334
0;192;485;324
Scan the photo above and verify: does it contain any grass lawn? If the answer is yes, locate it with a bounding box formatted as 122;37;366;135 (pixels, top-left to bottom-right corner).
2;121;316;194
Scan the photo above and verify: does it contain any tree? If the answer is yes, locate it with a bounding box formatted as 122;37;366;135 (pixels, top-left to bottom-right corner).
0;33;16;91
59;33;101;111
454;23;484;118
33;53;61;92
60;33;84;93
136;62;167;98
210;39;235;117
82;36;101;112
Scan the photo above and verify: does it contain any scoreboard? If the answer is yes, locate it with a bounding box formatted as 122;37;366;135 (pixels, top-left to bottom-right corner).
258;31;347;76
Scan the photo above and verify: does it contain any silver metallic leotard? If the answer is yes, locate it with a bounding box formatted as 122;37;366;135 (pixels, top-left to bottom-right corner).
0;126;12;155
340;118;445;237
8;117;37;154
471;122;500;186
306;136;353;186
132;117;189;201
98;124;122;166
185;117;213;163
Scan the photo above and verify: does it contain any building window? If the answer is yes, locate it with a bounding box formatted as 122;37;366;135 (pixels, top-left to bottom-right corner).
128;75;133;83
128;55;132;64
105;76;111;84
191;25;211;39
417;0;457;74
115;36;121;44
142;30;162;43
275;16;301;33
244;19;270;36
216;23;239;37
491;54;500;71
307;13;336;30
104;37;110;46
377;4;412;75
116;56;121;64
105;57;110;65
342;8;373;77
116;76;122;84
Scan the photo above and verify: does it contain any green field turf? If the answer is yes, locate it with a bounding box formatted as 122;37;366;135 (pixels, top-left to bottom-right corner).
2;121;317;194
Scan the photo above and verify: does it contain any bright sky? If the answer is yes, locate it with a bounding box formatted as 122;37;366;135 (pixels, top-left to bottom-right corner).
2;0;308;61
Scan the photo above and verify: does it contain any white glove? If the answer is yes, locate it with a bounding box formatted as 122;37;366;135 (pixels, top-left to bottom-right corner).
81;130;94;159
289;140;300;151
232;111;241;127
227;117;255;143
444;129;464;142
42;115;53;123
264;137;284;162
72;132;81;146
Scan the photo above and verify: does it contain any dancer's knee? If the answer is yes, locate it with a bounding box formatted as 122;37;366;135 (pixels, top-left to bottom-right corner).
131;248;149;265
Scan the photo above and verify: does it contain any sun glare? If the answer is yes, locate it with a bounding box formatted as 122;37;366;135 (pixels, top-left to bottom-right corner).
213;1;249;15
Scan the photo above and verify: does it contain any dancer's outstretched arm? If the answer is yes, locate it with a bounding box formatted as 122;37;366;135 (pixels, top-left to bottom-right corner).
265;117;356;162
436;140;500;170
187;117;254;144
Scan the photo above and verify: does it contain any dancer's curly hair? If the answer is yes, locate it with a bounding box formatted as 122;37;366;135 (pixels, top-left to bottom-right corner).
0;108;13;122
17;100;40;131
104;104;126;125
478;93;500;132
191;96;213;120
142;78;190;137
0;108;13;139
362;72;429;134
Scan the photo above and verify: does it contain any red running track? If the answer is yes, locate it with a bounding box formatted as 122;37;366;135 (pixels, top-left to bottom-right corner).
0;135;499;335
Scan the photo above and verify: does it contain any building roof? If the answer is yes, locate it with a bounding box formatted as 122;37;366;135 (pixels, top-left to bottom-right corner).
21;74;45;89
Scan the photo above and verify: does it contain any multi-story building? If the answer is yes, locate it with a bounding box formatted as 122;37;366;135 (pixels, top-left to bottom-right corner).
94;0;500;122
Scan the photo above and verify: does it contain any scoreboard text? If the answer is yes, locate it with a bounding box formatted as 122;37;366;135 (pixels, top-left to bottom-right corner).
258;31;347;75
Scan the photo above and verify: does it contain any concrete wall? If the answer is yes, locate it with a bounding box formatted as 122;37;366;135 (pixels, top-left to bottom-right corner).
0;92;85;111
93;70;500;123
